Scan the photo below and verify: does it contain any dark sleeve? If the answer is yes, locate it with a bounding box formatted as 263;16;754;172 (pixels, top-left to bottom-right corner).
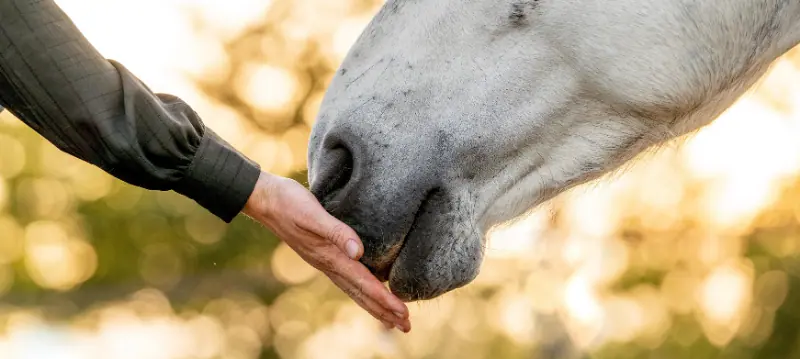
0;0;262;222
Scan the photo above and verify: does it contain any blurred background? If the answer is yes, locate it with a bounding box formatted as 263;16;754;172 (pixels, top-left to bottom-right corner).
2;0;800;358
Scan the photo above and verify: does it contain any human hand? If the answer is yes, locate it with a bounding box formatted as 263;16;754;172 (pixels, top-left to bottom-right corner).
242;172;411;332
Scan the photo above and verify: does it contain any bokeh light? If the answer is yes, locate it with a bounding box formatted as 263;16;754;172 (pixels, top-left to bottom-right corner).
3;0;800;358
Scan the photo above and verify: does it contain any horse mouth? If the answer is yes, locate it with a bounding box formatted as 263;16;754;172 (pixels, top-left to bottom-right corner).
363;188;439;283
367;242;403;282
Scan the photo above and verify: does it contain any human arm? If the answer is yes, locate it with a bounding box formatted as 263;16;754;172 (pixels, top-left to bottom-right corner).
0;0;410;331
0;0;258;222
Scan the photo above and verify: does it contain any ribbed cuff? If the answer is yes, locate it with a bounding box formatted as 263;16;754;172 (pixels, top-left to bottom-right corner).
174;128;261;223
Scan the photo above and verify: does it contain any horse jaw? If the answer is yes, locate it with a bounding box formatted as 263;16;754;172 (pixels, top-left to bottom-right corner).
308;0;800;301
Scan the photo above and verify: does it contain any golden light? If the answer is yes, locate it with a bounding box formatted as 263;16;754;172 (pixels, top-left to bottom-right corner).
603;295;645;343
628;158;686;232
24;221;97;291
0;264;14;296
55;0;193;92
332;16;373;60
186;315;226;359
303;93;326;128
104;186;143;211
282;125;313;170
128;289;175;318
563;183;621;238
485;208;548;259
237;64;300;113
684;98;799;230
273;319;312;359
181;0;274;41
0;177;6;212
448;298;484;342
224;324;263;359
0;216;24;264
563;274;603;327
754;270;789;311
178;33;232;82
196;101;251;150
247;134;282;173
271;243;319;285
184;212;228;245
407;291;456;332
629;285;671;347
699;260;754;325
63;162;114;203
0;109;23;127
576;238;630;286
96;307;192;359
3;1;800;358
278;0;353;49
15;178;73;219
497;292;537;344
298;313;383;359
524;269;564;315
268;288;317;334
270;141;298;176
660;269;701;315
0;133;26;179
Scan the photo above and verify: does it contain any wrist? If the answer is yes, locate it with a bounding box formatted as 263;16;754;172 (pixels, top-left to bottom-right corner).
243;171;277;220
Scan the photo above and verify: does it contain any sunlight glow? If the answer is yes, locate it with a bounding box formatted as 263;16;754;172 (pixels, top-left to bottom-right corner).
0;134;26;179
485;209;549;258
700;261;753;325
564;275;603;326
332;17;373;60
4;1;800;358
272;243;319;285
0;216;24;264
24;221;97;291
237;65;300;112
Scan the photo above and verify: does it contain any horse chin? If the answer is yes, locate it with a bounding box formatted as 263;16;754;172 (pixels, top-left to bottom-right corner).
381;189;484;302
386;228;482;302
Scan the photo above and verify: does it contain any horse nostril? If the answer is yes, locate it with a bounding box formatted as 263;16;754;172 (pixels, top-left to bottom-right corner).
311;145;355;204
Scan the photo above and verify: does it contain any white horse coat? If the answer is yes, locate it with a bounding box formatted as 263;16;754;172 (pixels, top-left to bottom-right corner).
308;0;800;301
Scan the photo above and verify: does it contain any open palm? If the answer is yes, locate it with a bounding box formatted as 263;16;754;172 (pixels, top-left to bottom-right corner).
242;172;411;332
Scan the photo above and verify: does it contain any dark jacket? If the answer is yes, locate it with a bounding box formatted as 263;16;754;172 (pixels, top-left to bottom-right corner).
0;0;261;222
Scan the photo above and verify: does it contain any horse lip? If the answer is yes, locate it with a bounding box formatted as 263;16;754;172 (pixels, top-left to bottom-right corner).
370;189;434;282
382;187;440;286
369;233;407;282
372;260;394;282
351;223;408;282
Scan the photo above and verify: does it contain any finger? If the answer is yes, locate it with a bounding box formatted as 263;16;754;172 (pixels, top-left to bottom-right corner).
329;253;410;319
327;271;411;332
290;239;408;319
284;227;410;324
327;272;397;326
382;321;394;331
308;244;409;318
284;240;408;330
300;207;363;261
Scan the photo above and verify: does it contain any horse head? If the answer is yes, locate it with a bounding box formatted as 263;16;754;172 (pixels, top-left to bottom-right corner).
308;0;800;301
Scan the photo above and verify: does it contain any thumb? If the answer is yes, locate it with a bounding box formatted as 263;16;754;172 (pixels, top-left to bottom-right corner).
312;212;364;260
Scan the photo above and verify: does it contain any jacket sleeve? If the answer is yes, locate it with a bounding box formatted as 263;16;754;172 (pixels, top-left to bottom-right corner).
0;0;261;222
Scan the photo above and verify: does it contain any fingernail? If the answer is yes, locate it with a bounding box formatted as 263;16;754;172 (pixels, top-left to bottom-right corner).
395;324;403;332
345;239;360;259
394;311;405;319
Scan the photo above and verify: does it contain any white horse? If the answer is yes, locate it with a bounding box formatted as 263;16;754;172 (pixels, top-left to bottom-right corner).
307;0;800;301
